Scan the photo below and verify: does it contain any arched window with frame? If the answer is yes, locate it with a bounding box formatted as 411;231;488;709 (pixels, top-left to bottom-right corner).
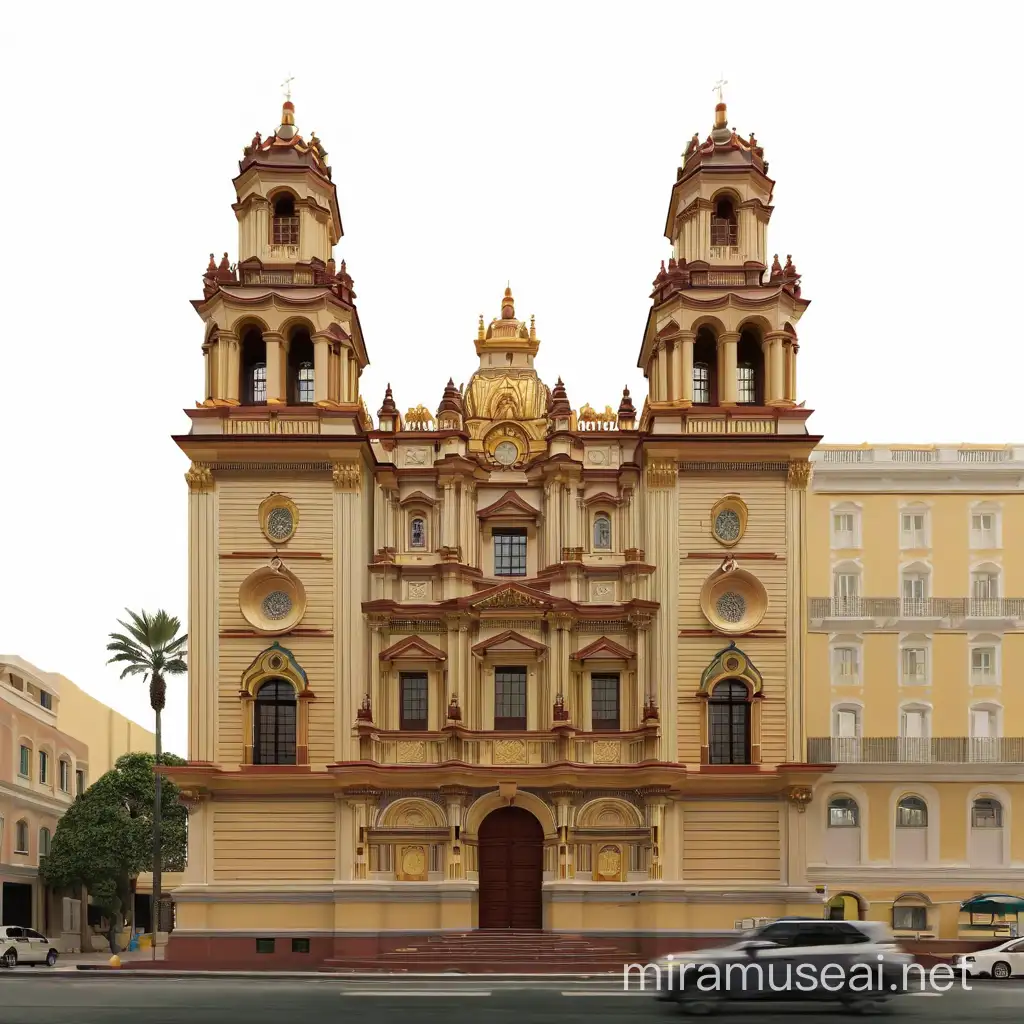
708;680;750;765
39;827;51;857
896;795;928;828
828;797;859;828
970;796;1005;868
710;195;738;251
271;193;299;247
410;516;427;550
972;798;1002;828
15;819;29;854
593;512;612;551
253;679;297;765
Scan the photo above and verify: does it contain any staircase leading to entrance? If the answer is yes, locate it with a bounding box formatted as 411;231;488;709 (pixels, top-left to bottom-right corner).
324;930;637;973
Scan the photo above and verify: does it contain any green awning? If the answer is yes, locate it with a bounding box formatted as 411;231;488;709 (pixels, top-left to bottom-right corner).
960;893;1024;913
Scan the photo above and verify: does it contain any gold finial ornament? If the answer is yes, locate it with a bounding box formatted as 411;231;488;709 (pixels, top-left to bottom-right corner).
478;314;485;340
278;75;297;141
529;314;536;340
501;285;515;320
712;76;729;135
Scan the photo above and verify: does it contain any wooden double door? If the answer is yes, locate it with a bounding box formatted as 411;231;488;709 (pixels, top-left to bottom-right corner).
477;807;543;929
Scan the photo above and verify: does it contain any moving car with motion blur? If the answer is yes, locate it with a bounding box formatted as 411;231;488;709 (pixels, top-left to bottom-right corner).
0;926;60;967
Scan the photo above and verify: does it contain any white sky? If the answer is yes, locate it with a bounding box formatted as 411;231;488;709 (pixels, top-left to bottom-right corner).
2;2;1020;756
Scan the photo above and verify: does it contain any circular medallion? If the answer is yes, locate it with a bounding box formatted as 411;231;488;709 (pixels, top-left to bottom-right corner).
261;591;293;620
716;591;746;623
402;847;426;877
267;506;294;541
494;440;519;466
714;508;741;542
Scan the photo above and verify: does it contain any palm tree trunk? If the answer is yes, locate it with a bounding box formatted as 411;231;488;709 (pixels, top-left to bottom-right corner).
152;707;162;961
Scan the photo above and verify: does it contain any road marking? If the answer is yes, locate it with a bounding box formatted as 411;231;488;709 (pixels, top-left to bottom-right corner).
561;991;648;997
907;991;944;996
342;991;492;997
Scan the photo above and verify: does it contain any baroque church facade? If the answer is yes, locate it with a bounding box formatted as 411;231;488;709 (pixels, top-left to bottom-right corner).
167;95;827;964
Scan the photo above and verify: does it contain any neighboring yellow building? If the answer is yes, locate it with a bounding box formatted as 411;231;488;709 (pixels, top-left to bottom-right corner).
806;446;1024;939
166;95;827;967
0;655;156;948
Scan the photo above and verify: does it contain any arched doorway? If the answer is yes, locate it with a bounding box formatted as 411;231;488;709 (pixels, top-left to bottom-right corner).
477;807;543;930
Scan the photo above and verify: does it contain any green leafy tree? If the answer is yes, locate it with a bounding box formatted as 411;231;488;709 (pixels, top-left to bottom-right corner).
106;609;187;951
41;752;187;953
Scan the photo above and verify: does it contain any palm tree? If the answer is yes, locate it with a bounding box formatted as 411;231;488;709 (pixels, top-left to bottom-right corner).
107;609;187;958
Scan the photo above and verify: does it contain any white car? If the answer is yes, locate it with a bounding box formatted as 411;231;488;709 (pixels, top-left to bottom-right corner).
648;919;915;1013
0;926;60;967
953;937;1024;979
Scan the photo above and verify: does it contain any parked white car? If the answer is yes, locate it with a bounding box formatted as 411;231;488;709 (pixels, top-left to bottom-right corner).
0;926;60;967
953;937;1024;978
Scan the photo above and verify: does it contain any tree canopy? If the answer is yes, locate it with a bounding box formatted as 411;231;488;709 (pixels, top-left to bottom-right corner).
41;751;187;947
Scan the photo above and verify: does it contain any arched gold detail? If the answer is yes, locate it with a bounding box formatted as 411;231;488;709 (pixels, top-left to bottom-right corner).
709;494;748;548
593;843;625;881
699;557;768;635
483;423;529;467
185;463;214;492
463;791;557;837
379;797;447;829
240;642;310;697
238;558;307;635
698;642;763;695
576;798;644;828
258;493;299;545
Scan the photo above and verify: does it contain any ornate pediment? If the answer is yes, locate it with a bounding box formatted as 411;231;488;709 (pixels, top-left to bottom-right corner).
571;636;636;662
698;642;763;696
472;629;547;657
476;490;541;521
379;636;447;663
469;583;551;610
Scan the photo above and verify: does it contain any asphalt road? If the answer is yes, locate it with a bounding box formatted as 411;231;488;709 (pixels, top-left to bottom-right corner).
0;975;1022;1023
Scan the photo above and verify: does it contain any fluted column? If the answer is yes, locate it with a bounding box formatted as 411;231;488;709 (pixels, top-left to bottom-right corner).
264;331;285;404
313;333;330;404
763;331;786;405
679;331;695;406
334;461;366;761
185;463;217;762
718;331;740;405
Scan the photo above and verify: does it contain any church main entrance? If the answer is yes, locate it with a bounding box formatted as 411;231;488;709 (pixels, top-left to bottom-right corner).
477;806;544;929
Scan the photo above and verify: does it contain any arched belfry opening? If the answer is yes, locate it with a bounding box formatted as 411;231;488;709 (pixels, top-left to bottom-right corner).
693;327;718;405
287;327;315;404
736;327;765;405
240;327;267;405
271;192;299;247
711;195;738;251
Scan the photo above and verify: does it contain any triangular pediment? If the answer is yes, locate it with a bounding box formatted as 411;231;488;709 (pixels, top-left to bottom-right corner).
379;636;447;662
476;490;540;521
472;629;548;656
468;582;552;611
571;636;636;662
399;490;438;507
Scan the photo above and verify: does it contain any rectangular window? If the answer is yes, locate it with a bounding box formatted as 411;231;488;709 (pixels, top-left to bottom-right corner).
971;646;996;683
255;938;276;954
59;760;71;793
736;363;756;404
493;528;527;577
901;710;926;738
291;938;310;954
39;690;53;710
39;751;49;784
296;364;315;404
75;770;86;796
900;512;927;548
590;674;620;731
835;710;859;739
399;673;428;731
832;513;856;547
971;513;996;547
494;667;527;730
971;573;999;600
833;573;859;599
901;648;928;684
893;906;927;931
693;363;710;404
971;709;995;738
832;647;858;682
272;216;299;246
19;745;30;777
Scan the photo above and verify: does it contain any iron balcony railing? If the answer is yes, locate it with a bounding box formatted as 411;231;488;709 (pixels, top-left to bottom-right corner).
808;736;1024;764
809;597;1024;620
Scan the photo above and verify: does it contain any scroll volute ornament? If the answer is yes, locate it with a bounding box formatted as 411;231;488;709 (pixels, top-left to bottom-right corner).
709;494;748;548
238;557;307;635
699;556;768;635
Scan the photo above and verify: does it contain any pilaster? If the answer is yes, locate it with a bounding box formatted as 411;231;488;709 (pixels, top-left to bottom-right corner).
312;333;330;404
786;458;812;762
186;463;217;763
334;461;365;761
679;330;695;405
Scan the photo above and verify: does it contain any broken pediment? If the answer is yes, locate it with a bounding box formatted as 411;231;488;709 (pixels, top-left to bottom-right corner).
468;583;552;611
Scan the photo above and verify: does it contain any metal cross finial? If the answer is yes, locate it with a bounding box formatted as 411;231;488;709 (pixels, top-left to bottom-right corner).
713;76;728;102
281;74;295;101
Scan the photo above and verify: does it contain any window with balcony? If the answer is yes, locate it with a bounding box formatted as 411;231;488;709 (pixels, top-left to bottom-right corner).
970;565;1001;616
900;636;930;685
900;563;931;616
493;528;527;577
970;505;1000;549
736;330;764;405
830;640;861;684
969;637;1000;684
494;667;527;730
271;193;299;246
970;703;1002;762
831;704;861;762
19;744;30;777
590;673;620;731
900;508;929;549
831;504;860;548
832;565;861;615
399;673;428;731
898;705;931;763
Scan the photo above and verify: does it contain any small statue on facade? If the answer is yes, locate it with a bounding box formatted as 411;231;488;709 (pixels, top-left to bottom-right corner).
642;695;660;722
446;693;462;722
356;693;373;722
553;693;570;722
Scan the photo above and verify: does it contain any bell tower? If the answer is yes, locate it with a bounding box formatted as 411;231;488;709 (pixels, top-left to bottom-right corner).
639;92;810;421
191;96;368;417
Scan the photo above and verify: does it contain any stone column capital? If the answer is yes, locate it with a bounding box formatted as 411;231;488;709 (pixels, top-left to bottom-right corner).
718;331;741;345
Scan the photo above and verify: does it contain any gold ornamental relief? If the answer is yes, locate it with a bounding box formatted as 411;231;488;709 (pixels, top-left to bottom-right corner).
398;845;428;881
493;739;528;764
397;741;427;763
464;371;550;422
185;462;214;492
593;741;621;764
332;462;361;491
787;459;812;490
594;844;624;882
645;459;677;489
238;558;307;635
698;557;768;636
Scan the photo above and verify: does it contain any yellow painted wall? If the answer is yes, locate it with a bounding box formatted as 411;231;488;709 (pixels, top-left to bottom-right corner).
682;803;781;881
